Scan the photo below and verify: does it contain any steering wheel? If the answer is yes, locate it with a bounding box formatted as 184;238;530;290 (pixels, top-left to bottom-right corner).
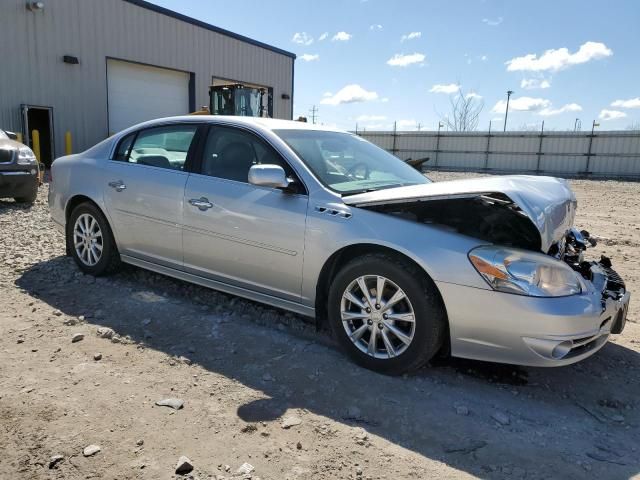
346;162;370;180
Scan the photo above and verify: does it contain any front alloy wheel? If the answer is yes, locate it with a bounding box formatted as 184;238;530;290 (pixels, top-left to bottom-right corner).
328;253;446;375
341;275;416;359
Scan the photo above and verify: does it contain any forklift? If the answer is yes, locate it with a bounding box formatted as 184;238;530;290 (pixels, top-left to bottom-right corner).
205;83;272;117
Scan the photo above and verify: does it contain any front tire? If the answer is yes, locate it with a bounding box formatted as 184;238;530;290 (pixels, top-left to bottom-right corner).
328;253;446;375
67;202;121;276
14;187;37;204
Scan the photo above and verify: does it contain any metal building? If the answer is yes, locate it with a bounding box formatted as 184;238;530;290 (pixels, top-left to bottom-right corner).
0;0;295;165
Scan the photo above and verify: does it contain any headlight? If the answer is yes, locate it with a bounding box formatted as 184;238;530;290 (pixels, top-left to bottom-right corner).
468;246;582;297
17;147;37;165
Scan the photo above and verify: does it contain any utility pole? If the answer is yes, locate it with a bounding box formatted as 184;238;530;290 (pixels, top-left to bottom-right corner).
309;105;318;124
416;122;422;131
503;90;514;132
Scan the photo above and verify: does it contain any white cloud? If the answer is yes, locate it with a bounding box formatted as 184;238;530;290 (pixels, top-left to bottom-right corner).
332;31;352;41
521;78;551;89
491;96;551;113
292;32;313;46
322;91;333;97
369;24;383;31
539;103;582;116
506;41;612;72
401;31;421;42
320;84;378;105
599;109;627;121
611;97;640;109
299;54;319;62
380;97;390;103
318;32;329;41
356;115;387;122
429;83;460;94
465;92;483;100
387;53;426;67
480;55;488;61
482;17;503;26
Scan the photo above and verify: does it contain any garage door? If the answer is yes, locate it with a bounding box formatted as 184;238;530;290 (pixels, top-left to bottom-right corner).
107;59;190;134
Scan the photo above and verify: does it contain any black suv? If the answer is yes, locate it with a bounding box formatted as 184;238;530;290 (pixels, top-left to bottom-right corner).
0;129;40;203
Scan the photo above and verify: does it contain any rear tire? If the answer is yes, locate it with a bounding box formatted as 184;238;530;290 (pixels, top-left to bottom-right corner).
67;202;121;276
328;252;446;375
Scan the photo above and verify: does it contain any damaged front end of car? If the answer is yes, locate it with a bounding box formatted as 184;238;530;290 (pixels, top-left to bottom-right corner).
344;175;630;346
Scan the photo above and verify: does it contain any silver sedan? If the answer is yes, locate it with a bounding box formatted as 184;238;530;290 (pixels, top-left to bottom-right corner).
48;116;630;374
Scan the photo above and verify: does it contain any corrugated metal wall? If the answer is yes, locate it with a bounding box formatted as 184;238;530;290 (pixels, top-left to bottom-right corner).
0;0;294;156
357;130;640;178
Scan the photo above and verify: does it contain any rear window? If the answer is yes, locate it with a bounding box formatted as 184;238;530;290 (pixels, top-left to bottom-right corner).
112;125;198;171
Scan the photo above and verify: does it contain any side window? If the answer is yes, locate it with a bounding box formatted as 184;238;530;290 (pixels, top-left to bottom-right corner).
200;127;300;187
115;125;197;170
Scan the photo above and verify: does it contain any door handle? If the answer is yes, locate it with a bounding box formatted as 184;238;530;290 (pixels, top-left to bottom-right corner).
108;180;126;192
188;197;214;211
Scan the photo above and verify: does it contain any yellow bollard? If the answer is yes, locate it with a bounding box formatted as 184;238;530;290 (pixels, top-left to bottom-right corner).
31;129;41;162
65;131;72;155
16;132;23;144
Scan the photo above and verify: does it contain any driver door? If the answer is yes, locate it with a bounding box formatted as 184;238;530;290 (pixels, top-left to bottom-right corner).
182;125;308;301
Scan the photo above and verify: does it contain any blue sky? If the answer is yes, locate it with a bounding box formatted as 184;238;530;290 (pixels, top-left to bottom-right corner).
150;0;640;131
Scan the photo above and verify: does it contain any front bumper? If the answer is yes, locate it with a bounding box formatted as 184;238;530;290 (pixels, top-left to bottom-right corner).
437;266;630;367
0;170;39;198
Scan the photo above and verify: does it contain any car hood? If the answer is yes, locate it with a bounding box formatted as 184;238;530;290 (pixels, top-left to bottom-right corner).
0;138;24;150
343;175;577;253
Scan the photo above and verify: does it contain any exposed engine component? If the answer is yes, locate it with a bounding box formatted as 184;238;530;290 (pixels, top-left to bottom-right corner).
364;193;542;251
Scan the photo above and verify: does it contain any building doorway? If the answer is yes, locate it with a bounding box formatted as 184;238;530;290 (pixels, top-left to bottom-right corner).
22;105;54;166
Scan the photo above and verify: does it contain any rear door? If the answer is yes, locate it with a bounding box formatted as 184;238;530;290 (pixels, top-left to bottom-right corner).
182;125;308;301
104;123;199;268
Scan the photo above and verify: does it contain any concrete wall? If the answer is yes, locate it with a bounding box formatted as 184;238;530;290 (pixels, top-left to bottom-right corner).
0;0;294;156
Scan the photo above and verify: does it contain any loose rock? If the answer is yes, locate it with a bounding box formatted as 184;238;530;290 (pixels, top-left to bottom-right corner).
281;414;302;429
344;406;363;421
155;398;184;410
96;327;114;339
491;411;510;426
93;353;102;361
175;455;194;474
443;439;487;454
71;333;84;343
236;462;255;474
48;454;64;469
83;444;101;457
455;405;469;416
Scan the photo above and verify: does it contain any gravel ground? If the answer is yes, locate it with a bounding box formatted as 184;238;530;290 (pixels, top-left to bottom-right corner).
0;172;639;480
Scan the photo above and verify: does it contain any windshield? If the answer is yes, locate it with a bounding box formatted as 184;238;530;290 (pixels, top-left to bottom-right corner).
274;130;430;194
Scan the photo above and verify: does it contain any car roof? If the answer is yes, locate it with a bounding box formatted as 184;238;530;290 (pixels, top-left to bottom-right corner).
119;115;347;135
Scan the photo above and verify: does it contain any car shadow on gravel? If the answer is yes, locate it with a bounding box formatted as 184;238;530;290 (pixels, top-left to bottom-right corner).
16;256;640;479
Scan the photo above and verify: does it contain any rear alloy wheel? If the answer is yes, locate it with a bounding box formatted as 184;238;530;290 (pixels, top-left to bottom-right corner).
67;202;121;275
328;253;446;375
73;213;103;267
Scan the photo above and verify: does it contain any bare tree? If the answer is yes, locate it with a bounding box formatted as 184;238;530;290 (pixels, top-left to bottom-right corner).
438;87;484;131
626;121;640;131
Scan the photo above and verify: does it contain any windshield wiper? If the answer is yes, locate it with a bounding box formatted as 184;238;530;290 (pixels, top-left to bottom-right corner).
342;183;407;196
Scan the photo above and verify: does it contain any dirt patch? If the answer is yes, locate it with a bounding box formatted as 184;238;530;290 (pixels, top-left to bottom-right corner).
0;174;639;479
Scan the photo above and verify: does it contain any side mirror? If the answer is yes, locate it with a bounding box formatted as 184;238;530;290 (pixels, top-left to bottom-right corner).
248;164;290;189
5;131;18;141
